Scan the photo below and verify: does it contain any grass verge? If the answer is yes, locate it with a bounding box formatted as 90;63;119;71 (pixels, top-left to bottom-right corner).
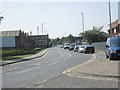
1;48;43;61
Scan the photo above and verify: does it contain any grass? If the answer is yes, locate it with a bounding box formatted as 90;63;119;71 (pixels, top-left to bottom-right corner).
2;54;33;61
1;48;43;61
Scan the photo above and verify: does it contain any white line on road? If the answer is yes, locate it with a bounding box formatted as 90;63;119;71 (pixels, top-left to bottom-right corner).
48;61;60;66
15;67;40;74
63;58;68;60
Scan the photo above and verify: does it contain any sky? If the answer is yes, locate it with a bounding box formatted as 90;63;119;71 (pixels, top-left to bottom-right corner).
0;0;119;39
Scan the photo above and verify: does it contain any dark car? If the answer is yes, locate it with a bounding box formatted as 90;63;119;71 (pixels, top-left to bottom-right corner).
84;45;95;54
69;44;75;51
105;36;120;60
64;43;70;49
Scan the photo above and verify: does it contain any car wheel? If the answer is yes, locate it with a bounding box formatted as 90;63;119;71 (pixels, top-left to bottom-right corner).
109;55;113;60
106;54;109;58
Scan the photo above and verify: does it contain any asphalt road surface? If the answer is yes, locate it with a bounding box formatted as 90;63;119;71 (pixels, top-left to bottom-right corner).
2;47;92;88
34;74;118;88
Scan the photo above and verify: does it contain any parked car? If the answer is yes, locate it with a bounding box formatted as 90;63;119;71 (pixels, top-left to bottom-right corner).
84;45;95;54
74;45;79;52
69;44;76;51
64;43;70;49
78;45;85;53
105;36;120;60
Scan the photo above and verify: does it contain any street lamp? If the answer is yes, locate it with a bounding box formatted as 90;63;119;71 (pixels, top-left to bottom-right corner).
81;13;84;32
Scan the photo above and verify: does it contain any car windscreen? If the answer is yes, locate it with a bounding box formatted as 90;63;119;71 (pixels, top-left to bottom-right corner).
110;38;120;46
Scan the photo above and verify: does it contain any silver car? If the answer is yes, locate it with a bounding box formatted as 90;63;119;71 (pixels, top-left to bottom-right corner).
78;45;85;53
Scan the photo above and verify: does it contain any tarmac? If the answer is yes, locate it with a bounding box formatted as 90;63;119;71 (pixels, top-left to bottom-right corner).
0;49;48;66
63;51;120;81
0;48;120;81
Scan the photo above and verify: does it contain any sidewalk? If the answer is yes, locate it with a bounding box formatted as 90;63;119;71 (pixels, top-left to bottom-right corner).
64;51;119;79
0;49;48;66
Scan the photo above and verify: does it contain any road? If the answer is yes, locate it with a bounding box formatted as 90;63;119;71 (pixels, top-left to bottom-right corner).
2;47;92;88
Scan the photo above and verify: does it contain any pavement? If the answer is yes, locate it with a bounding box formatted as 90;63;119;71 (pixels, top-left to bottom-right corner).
63;51;120;80
0;49;48;66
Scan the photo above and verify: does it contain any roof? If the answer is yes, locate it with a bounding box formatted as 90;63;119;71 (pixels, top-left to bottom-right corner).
108;19;119;28
0;30;20;36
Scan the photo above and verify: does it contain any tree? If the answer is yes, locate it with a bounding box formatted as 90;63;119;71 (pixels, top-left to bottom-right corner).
61;34;75;44
80;26;109;43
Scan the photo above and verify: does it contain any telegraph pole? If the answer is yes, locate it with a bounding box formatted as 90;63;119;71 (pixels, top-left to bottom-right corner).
37;27;39;35
109;0;112;36
41;23;44;48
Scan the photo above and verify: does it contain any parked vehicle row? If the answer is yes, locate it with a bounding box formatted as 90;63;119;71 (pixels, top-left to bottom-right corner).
63;43;95;54
62;36;120;60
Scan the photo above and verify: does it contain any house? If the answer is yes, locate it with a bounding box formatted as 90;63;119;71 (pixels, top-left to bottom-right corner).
108;19;120;36
0;30;30;48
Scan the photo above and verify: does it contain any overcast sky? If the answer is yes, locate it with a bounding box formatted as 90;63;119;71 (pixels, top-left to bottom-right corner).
0;0;119;38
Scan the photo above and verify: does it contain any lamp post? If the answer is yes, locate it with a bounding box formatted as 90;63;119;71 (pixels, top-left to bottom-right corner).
81;13;84;32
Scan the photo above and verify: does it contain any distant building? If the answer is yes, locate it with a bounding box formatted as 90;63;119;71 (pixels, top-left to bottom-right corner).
0;30;30;48
29;35;49;48
108;19;120;36
0;30;50;49
74;37;82;45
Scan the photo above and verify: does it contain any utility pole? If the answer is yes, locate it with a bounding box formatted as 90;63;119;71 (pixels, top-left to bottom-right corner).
81;13;84;32
109;0;112;36
41;23;44;48
42;23;44;35
37;27;39;35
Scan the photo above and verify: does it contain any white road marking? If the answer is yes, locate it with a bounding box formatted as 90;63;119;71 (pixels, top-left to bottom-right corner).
68;53;71;58
56;48;64;57
63;58;68;60
48;61;60;66
2;68;19;73
15;67;40;74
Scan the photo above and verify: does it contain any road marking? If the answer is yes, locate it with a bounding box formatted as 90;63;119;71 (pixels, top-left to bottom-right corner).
63;54;96;75
48;61;60;66
69;53;71;58
66;54;96;72
48;58;58;61
15;67;40;74
28;64;40;67
63;53;119;82
56;48;64;57
2;68;19;73
63;58;68;60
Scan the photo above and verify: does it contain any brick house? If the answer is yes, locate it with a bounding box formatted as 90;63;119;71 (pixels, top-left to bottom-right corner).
108;19;120;36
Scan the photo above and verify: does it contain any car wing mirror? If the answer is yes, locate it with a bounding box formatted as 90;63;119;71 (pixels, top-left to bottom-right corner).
106;45;109;47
